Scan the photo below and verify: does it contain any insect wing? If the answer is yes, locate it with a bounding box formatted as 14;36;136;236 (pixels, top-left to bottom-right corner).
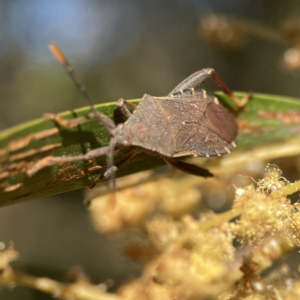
173;122;235;157
163;96;238;157
202;102;238;143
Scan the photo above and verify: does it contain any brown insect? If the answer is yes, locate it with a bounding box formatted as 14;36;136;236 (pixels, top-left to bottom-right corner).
27;43;249;193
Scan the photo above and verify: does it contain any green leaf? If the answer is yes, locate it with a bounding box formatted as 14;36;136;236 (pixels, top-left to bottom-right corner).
1;92;300;206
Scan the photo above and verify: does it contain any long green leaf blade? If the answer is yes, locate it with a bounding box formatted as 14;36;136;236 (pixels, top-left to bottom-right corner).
0;92;300;206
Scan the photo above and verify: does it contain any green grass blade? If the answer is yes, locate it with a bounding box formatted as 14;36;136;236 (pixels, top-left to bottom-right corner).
1;92;300;206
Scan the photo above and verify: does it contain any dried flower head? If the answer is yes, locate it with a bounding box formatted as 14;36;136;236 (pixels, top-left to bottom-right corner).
256;164;290;194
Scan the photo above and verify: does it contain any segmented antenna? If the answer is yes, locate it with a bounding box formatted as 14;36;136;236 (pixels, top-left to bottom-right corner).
49;42;117;205
50;43;111;129
49;43;95;107
49;43;116;133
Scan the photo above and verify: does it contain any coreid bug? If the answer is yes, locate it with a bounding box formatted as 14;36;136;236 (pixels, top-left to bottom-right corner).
27;43;249;194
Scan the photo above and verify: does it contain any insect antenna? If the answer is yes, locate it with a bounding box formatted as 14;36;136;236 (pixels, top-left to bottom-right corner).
49;43;95;107
49;43;115;132
49;43;117;204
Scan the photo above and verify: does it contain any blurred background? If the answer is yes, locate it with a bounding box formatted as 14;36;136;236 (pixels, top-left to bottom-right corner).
1;0;300;298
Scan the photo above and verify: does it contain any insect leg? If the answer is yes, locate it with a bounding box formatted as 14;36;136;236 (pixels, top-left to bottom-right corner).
208;69;250;107
44;110;116;136
116;98;138;120
44;112;97;128
90;149;141;188
169;69;217;96
90;149;140;206
169;68;250;107
26;146;109;177
163;158;213;177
